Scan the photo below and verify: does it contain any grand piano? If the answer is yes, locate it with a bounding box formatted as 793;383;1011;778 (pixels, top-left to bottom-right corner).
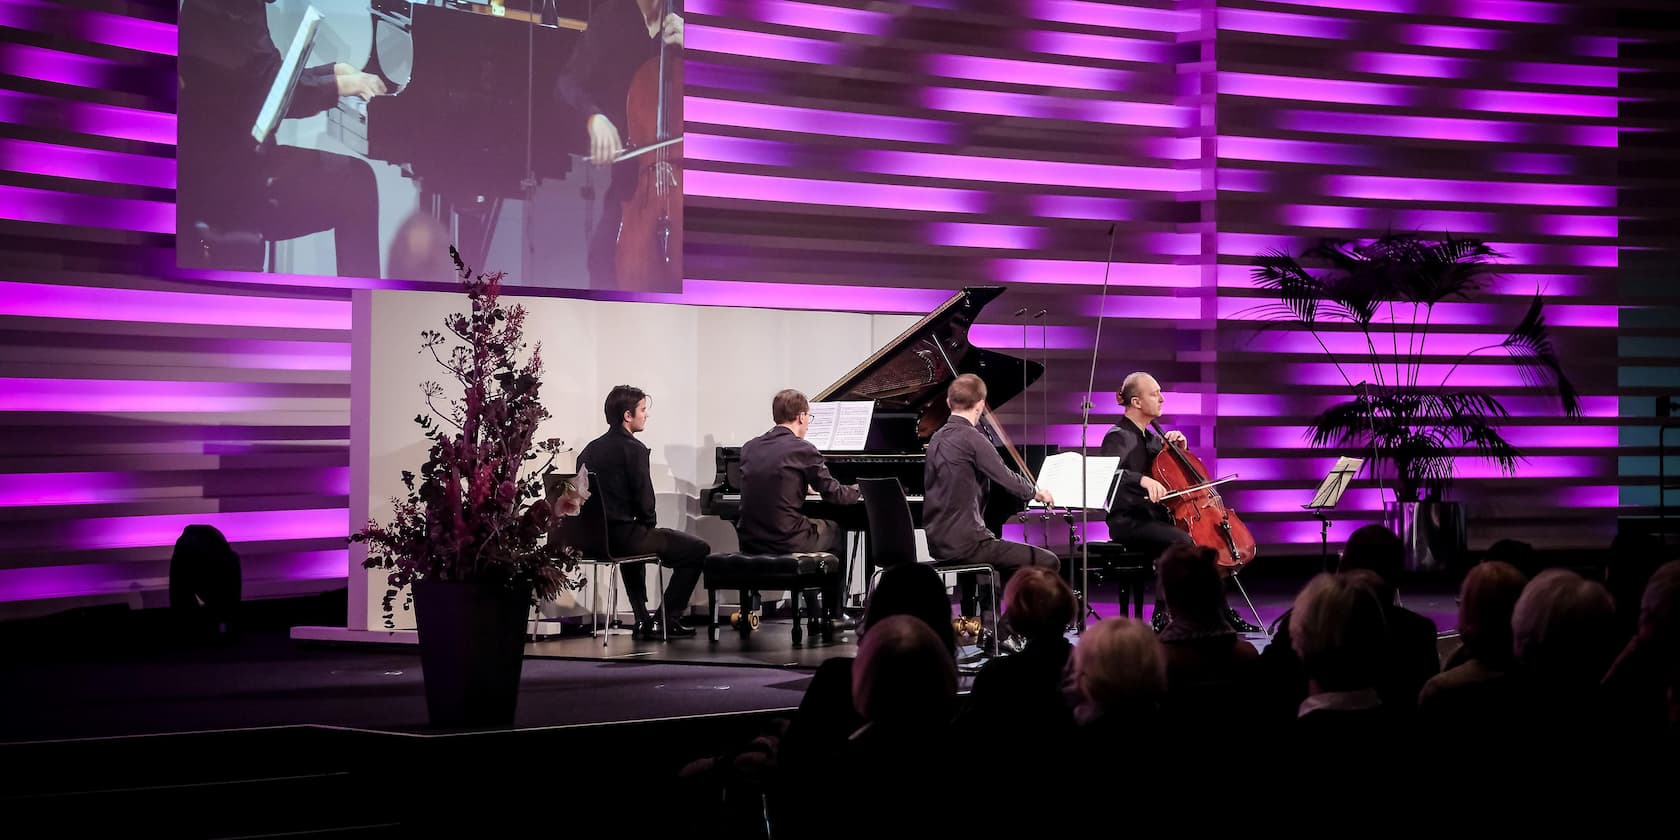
700;286;1045;555
325;1;592;269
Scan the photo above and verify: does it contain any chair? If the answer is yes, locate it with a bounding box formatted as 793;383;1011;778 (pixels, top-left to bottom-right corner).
1082;541;1153;619
702;551;842;645
555;495;664;646
857;477;999;657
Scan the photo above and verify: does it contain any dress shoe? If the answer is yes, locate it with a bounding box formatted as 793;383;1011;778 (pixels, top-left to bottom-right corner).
1150;603;1170;634
1224;607;1262;634
998;634;1028;655
631;618;660;640
660;616;697;638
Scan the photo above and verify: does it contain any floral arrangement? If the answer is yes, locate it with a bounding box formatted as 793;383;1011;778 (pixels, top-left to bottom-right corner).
353;248;585;624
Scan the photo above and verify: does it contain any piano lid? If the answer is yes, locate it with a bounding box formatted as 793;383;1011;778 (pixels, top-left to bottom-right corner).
813;286;1041;439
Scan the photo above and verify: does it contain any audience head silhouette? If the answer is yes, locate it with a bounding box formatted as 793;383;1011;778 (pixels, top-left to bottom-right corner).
1002;566;1074;642
861;562;956;655
1156;544;1226;631
1458;560;1528;667
851;614;957;726
1071;618;1165;720
1290;570;1389;694
1511;569;1617;688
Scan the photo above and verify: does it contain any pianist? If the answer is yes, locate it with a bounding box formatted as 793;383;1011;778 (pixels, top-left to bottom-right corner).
578;385;708;639
552;0;683;289
924;374;1058;648
176;0;385;278
737;390;861;620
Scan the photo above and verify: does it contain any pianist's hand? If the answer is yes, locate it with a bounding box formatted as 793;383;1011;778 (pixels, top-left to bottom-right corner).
660;13;684;47
1034;487;1055;506
336;71;387;100
587;114;624;165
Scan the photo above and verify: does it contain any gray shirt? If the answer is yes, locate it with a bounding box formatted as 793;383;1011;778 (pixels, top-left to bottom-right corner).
923;414;1038;558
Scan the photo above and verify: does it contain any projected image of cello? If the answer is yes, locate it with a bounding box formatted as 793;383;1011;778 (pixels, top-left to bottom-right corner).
554;0;684;291
177;0;683;293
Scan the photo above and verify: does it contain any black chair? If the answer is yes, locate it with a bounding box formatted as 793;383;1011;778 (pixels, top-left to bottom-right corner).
169;524;241;636
702;551;842;645
555;495;664;645
857;477;999;656
1082;541;1153;619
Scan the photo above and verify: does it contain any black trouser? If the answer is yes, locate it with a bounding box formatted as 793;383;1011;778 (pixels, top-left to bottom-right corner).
613;525;708;623
949;538;1060;627
1107;517;1240;619
743;518;846;619
250;145;381;278
587;166;634;287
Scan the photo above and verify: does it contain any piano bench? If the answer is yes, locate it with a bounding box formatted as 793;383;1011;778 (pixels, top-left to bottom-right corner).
1080;542;1155;619
703;552;842;645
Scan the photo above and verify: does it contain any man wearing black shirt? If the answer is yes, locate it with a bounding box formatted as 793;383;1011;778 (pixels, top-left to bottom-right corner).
738;389;861;621
553;0;683;289
925;374;1058;645
577;385;707;638
1102;372;1260;633
176;0;384;277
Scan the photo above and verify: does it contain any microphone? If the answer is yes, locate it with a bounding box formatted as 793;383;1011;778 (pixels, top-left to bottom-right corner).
1033;309;1047;319
1014;307;1028;317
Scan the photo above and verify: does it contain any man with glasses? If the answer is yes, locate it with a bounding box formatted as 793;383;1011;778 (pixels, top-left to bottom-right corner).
738;389;861;621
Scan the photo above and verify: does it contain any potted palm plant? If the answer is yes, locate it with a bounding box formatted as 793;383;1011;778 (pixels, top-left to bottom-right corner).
353;248;585;728
1248;233;1581;571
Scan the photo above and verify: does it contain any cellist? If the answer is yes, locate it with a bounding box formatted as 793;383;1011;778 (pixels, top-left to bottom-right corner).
1101;372;1262;634
552;0;683;287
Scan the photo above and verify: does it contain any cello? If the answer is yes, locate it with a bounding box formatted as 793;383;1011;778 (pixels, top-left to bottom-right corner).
615;0;682;290
1149;420;1258;571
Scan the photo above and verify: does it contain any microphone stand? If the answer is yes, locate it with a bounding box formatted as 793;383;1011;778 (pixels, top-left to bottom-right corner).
1078;224;1118;633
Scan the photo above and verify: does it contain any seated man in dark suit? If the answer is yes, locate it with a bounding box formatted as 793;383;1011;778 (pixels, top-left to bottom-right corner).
577;385;708;638
736;389;861;620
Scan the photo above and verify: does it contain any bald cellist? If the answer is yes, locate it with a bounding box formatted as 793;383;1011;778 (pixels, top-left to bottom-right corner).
1101;372;1262;634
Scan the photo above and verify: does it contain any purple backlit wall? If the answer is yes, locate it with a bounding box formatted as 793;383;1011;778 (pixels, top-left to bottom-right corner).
0;0;1670;609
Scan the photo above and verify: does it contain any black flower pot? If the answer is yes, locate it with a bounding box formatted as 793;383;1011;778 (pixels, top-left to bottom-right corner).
413;579;530;728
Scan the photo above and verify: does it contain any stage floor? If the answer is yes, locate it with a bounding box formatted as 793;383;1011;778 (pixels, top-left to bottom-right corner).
0;573;1462;743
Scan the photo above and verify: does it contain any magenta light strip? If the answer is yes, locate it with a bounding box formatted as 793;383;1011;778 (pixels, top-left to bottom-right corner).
0;137;174;189
1264;205;1613;238
1570;36;1620;60
686;170;986;213
989;258;1200;288
685;0;891;35
0;550;347;603
929;222;1047;251
1218;393;1619;419
1496;242;1617;268
1350;52;1471;80
1219;136;1376;167
0;0;176;55
1460;89;1618;118
65;509;347;551
686;97;957;144
969;325;1093;351
1508;61;1618;88
1222;72;1416;107
1026;30;1176;64
1236;330;1536;357
1400;23;1507;51
688;25;841;64
1231;425;1617;450
1029;195;1146;222
1030;0;1197;33
1213;265;1606;296
1084;295;1204;322
0;282;351;329
1218;8;1356;39
1280;362;1579;389
0;42;122;89
926;53;1139;93
1257;0;1417;13
1321;175;1614;207
0;89;175;146
631;280;955;314
1222;455;1606;483
1276;109;1618;147
0;184;172;233
921;87;1194;129
1067;393;1208;417
857;149;1199;193
0;379;341;413
683;134;798;167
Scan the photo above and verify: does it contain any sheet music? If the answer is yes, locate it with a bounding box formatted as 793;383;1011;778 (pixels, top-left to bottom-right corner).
804;401;874;451
1306;456;1365;509
252;6;324;146
1028;452;1121;510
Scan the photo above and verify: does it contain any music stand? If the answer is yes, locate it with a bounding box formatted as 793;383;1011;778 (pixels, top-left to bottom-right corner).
1303;456;1363;571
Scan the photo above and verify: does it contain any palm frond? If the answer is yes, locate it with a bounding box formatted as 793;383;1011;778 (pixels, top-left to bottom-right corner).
1250;250;1326;324
1501;293;1583;417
